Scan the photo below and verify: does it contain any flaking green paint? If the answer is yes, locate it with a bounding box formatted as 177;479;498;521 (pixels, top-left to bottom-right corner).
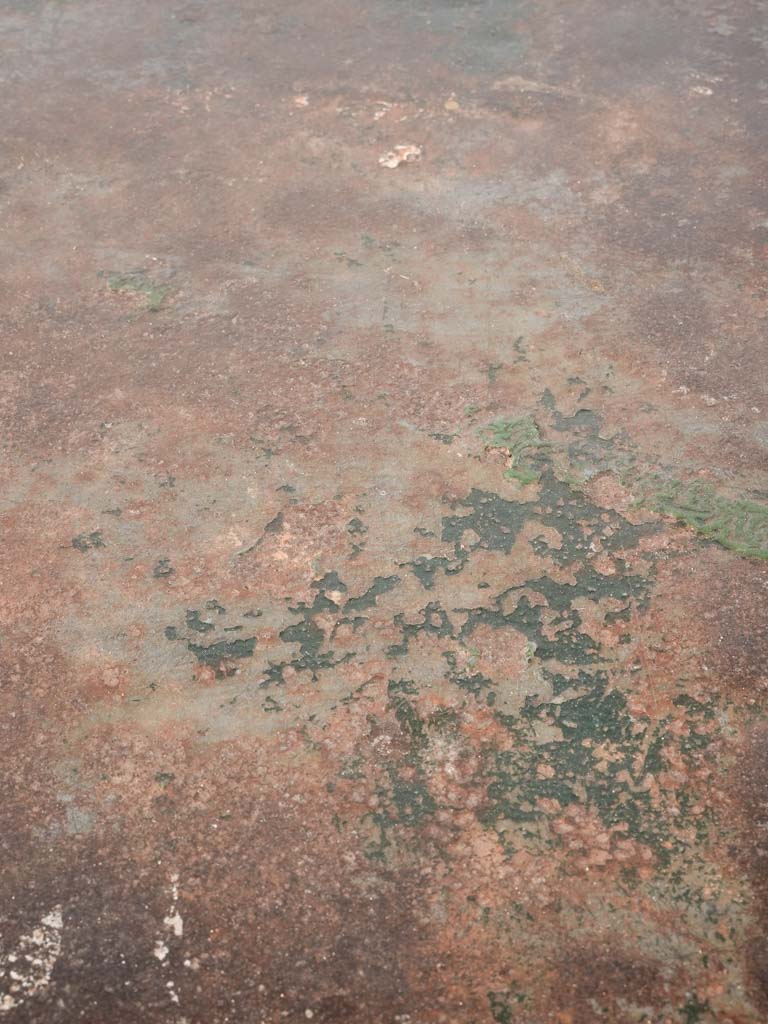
107;271;169;311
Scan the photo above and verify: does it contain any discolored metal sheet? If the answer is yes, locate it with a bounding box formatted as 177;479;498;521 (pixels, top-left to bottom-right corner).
1;1;767;1021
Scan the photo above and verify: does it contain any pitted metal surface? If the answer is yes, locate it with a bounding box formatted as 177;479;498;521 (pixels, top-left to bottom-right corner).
1;1;767;1021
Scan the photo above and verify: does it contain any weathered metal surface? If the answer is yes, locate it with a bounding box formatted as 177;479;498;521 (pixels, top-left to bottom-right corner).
1;0;767;1020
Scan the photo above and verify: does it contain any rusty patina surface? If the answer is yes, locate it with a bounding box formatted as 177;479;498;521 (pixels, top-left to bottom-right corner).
1;1;767;1021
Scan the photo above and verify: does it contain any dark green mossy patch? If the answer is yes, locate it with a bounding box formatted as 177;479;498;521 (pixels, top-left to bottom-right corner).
107;271;169;311
643;478;768;559
484;415;550;484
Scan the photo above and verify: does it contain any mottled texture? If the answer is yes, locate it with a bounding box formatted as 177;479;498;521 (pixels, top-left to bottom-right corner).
1;0;767;1021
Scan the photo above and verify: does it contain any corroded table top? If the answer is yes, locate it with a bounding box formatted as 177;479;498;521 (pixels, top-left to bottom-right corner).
1;1;766;1021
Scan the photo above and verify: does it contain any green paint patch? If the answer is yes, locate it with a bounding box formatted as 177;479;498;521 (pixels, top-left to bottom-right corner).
345;575;400;613
186;609;214;633
389;689;428;748
443;472;654;570
188;636;256;676
443;488;529;556
488;989;526;1023
399;555;455;590
107;271;169;312
134;389;735;899
263;511;284;535
347;517;367;556
479;675;721;865
513;335;527;362
407;439;716;863
364;765;437;860
444;653;496;706
487;362;503;384
255;573;358;682
333;251;363;268
679;995;712;1023
72;530;104;552
387;602;454;658
360;679;440;859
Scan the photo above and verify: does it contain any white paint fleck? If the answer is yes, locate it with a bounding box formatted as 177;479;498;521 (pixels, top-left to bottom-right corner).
152;872;185;1013
163;875;183;938
0;906;63;1014
378;144;422;169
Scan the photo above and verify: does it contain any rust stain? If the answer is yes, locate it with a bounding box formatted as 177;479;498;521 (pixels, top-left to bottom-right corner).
1;0;767;1021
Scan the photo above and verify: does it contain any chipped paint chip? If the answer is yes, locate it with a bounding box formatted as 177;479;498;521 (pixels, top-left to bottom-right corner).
378;144;422;169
